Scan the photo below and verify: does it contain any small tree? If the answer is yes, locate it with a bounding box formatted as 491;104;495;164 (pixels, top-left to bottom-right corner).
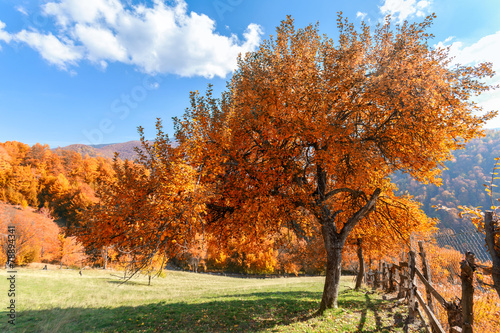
71;123;208;280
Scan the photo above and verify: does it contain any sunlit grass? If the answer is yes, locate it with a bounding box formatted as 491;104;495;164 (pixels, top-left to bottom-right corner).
0;267;420;332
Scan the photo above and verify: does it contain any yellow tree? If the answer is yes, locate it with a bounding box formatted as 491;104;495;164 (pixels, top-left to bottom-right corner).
174;14;496;312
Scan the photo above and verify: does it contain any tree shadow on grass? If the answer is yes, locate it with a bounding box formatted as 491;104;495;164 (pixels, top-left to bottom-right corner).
2;288;415;333
335;289;408;333
107;280;149;286
2;291;324;333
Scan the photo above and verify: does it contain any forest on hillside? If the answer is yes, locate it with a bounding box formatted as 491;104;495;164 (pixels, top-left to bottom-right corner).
0;141;113;226
392;129;500;232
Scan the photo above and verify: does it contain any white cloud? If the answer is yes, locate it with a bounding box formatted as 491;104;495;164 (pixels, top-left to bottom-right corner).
477;87;500;129
43;0;123;28
5;0;263;77
379;0;432;23
356;12;367;20
436;31;500;128
0;21;12;44
435;32;500;69
15;6;28;16
74;24;128;63
14;30;83;70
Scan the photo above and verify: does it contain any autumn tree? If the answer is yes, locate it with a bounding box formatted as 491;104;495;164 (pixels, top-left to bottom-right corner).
0;206;37;265
172;14;496;313
56;233;86;268
72;122;208;278
0;202;64;265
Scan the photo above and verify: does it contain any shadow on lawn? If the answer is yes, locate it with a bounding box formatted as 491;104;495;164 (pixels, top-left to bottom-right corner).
4;291;323;333
339;289;407;333
2;288;411;333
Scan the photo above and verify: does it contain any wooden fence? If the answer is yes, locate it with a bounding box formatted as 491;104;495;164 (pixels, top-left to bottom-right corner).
365;241;478;333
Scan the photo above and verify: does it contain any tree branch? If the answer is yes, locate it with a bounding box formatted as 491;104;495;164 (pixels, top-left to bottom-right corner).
324;188;364;201
340;188;381;240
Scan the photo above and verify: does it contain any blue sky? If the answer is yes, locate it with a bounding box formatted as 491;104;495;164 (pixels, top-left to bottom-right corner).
0;0;499;147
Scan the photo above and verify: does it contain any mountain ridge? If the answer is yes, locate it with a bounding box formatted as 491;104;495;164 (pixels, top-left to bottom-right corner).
54;141;142;160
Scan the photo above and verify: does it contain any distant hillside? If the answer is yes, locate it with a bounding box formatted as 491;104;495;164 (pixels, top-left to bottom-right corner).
55;141;141;160
392;129;500;232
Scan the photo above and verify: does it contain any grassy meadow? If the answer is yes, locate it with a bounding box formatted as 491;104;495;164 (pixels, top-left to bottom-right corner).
0;267;419;332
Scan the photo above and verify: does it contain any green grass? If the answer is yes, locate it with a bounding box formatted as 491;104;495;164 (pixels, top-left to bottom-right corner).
0;267;420;332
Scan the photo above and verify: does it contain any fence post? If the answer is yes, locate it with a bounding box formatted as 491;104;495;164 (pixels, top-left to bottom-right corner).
388;264;395;292
484;211;500;299
374;268;380;289
408;250;417;322
398;262;406;299
461;252;475;333
382;261;387;291
388;261;391;290
378;260;383;290
418;240;436;332
445;300;463;333
367;271;373;287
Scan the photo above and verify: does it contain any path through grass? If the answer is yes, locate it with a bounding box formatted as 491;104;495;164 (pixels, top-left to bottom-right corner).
0;268;420;332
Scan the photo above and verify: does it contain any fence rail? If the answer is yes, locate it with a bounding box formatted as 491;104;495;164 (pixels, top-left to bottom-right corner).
365;241;491;333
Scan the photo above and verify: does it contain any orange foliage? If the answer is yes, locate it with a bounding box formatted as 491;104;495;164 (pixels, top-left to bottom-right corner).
5;11;492;318
423;242;500;332
71;124;208;276
170;13;495;311
0;141;113;232
210;235;277;274
0;202;85;266
342;187;437;276
57;234;86;267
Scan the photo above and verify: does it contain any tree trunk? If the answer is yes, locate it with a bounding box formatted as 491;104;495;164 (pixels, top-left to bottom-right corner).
318;218;346;312
355;238;364;290
317;188;381;314
319;242;343;311
103;246;108;270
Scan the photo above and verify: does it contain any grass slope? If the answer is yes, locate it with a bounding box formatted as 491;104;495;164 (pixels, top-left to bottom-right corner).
0;268;420;332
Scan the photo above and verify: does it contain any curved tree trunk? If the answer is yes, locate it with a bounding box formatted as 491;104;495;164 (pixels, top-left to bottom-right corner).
319;247;343;310
319;222;344;312
355;238;365;290
317;188;381;314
